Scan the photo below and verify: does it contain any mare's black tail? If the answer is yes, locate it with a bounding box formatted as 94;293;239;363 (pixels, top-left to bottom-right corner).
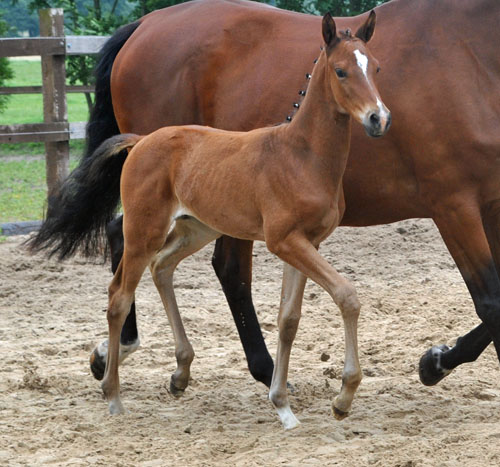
85;20;141;159
26;134;142;260
26;21;142;260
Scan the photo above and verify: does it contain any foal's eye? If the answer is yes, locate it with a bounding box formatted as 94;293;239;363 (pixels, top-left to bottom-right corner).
335;68;347;78
376;66;381;73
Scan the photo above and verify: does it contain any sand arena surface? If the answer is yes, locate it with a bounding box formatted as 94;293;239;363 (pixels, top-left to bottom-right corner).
1;219;499;466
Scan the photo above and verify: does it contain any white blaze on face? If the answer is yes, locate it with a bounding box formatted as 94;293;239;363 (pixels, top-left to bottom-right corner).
353;49;369;80
375;97;386;115
353;48;390;130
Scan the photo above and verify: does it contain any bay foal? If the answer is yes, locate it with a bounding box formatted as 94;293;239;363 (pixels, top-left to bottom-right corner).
90;12;389;428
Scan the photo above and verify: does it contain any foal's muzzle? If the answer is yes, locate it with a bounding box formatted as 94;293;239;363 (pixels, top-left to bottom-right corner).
363;111;392;138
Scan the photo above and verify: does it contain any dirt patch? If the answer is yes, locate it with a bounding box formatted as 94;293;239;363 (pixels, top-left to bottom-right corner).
1;219;499;466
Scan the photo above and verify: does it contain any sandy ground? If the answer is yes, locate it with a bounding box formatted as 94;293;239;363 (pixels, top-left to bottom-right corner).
1;219;499;466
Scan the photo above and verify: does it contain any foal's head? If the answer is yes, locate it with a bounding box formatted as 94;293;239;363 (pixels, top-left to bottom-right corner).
322;11;391;138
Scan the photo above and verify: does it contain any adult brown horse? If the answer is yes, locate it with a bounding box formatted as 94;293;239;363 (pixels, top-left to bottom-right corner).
30;0;500;388
66;13;389;427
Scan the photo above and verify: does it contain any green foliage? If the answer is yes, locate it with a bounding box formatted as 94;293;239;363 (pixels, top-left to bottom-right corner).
0;58;13;112
23;0;135;112
132;0;189;17
0;11;13;113
275;0;388;15
0;0;38;36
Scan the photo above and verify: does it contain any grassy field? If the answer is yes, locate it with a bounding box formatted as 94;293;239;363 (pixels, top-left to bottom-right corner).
0;158;49;222
0;59;89;225
0;59;90;125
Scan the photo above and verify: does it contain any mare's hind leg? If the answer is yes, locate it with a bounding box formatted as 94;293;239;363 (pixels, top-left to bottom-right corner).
90;215;141;381
212;237;275;387
419;204;500;385
268;234;361;426
268;263;307;429
150;216;220;395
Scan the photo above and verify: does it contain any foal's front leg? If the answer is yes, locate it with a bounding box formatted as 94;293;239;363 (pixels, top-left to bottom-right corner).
269;263;307;429
269;234;362;422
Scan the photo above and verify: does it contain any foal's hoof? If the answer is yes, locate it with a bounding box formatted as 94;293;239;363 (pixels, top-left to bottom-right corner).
332;405;349;421
419;344;452;386
108;398;126;415
90;347;106;381
169;377;186;397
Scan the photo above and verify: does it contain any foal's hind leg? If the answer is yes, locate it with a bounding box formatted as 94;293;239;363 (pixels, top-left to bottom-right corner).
150;216;220;395
101;207;172;414
90;215;140;381
268;234;362;424
101;250;155;414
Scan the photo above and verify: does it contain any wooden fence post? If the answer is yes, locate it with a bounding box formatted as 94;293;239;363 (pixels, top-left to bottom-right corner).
39;9;69;197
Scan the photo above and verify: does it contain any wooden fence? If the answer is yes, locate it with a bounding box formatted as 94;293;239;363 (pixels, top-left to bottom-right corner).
0;9;109;196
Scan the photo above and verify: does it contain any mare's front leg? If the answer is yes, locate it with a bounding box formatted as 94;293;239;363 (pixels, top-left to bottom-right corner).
150;216;220;395
419;204;499;385
419;323;491;386
212;236;275;387
89;215;141;381
268;234;362;426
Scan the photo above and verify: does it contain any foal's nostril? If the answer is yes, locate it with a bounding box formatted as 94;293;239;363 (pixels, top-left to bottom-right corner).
369;113;380;127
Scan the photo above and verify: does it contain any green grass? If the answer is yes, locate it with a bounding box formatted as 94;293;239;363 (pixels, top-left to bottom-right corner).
0;140;85;157
0;159;47;222
0;156;80;223
0;59;91;125
0;59;90;223
0;157;78;223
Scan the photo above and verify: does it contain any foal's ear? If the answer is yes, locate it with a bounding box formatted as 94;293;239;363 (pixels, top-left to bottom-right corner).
322;13;339;48
355;10;376;42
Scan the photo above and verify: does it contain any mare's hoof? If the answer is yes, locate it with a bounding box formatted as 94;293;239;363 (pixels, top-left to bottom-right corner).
90;347;106;381
169;377;186;397
89;339;140;381
418;344;452;386
332;405;349;420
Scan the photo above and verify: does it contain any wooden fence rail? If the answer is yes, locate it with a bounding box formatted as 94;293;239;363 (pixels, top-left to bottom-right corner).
0;35;108;57
0;85;94;95
0;9;109;196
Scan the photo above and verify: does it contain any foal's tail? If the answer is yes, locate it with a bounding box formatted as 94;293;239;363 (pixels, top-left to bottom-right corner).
26;134;142;260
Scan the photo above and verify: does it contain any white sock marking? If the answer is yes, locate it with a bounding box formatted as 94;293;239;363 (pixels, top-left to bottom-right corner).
276;406;301;430
96;338;140;363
